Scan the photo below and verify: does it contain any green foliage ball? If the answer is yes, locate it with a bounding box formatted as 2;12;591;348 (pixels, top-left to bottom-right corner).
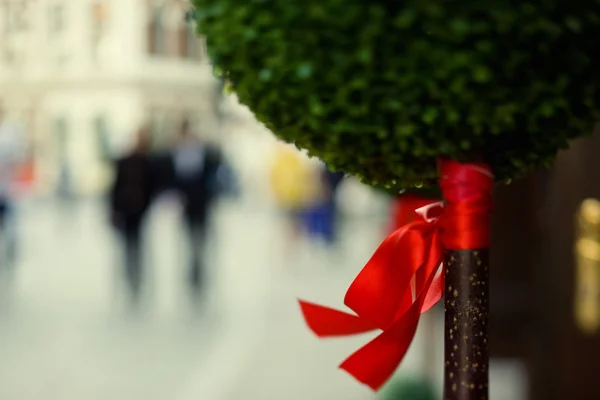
192;0;600;190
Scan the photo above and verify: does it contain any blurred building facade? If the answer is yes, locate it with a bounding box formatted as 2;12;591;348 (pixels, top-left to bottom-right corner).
0;0;220;196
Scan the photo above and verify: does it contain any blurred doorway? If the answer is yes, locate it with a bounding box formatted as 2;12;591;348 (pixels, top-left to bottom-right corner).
492;125;600;400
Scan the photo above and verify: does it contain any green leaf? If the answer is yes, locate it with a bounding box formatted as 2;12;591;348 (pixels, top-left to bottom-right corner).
296;62;313;79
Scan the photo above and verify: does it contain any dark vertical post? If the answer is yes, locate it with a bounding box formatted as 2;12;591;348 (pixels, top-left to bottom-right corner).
444;249;490;400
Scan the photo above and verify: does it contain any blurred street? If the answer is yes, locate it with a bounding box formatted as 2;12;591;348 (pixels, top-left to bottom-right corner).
0;195;403;400
0;194;527;400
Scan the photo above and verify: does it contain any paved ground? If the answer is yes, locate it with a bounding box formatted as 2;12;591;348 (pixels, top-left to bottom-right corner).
0;196;526;400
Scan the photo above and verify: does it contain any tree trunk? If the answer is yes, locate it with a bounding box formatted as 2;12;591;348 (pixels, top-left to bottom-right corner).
443;248;490;400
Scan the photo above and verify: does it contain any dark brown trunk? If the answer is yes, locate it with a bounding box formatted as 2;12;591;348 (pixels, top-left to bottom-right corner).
443;249;490;400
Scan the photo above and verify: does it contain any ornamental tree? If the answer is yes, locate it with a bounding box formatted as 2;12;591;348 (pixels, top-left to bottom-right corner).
192;1;600;399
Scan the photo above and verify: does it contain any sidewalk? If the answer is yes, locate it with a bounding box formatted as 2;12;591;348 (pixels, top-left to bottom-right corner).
0;198;281;400
219;218;434;400
0;198;526;399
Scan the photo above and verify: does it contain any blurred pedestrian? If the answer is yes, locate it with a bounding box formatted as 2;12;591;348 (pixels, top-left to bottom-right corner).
302;165;345;246
270;143;318;261
269;144;315;248
320;165;345;242
109;126;155;300
171;119;223;290
0;105;27;269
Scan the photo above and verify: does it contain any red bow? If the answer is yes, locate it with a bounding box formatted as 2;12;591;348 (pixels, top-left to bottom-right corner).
390;194;439;232
298;159;493;390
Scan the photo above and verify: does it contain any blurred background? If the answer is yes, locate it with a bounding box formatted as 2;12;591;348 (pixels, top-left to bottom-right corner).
2;1;599;400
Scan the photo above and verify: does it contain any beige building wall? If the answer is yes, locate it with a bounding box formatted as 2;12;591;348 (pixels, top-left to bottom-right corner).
0;0;218;196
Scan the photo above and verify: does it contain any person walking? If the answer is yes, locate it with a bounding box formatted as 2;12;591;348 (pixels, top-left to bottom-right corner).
0;106;27;269
269;144;315;249
170;119;223;290
318;165;345;244
109;127;155;300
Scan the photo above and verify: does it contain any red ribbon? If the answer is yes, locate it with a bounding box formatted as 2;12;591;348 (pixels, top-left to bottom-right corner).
298;159;494;390
390;194;439;233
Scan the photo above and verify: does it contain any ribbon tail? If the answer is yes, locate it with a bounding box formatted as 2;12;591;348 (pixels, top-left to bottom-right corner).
298;300;376;337
339;265;438;390
339;297;422;390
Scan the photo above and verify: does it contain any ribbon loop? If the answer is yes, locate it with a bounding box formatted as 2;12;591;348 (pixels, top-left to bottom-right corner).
344;221;436;330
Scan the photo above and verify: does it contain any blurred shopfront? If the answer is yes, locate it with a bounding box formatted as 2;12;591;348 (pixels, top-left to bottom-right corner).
491;124;600;400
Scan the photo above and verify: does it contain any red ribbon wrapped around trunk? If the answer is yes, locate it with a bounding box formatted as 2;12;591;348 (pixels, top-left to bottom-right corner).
298;159;494;390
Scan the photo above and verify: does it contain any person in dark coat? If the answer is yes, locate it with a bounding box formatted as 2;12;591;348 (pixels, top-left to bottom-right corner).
171;119;223;289
109;127;155;300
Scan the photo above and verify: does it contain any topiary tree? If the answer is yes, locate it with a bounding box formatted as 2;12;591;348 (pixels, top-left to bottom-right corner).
192;1;600;399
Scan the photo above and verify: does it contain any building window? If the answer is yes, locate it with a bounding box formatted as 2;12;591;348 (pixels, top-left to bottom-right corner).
177;8;201;60
177;24;187;58
185;25;202;60
147;6;165;55
49;4;65;34
2;2;29;66
3;2;29;34
2;6;8;34
91;1;108;62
